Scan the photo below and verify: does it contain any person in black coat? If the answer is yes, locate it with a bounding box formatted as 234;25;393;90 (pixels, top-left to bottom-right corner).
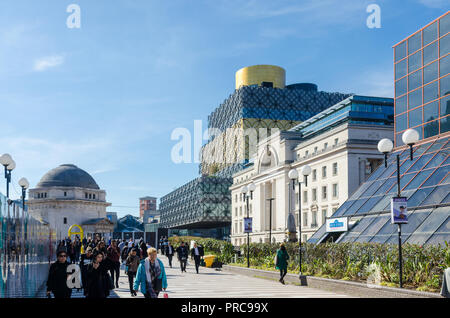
85;252;112;298
190;242;204;274
46;249;72;298
80;247;94;295
165;241;175;268
176;242;188;273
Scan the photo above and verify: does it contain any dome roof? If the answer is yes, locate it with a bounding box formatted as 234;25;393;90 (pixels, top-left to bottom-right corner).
36;164;100;189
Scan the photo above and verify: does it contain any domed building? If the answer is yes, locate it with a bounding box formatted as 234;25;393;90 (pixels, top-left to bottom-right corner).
28;164;114;240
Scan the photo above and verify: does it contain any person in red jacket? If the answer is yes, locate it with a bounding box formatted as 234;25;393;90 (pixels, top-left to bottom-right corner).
107;240;121;288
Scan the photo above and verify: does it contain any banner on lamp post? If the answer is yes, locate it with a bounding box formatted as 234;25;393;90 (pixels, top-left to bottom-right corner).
391;197;408;224
244;217;253;233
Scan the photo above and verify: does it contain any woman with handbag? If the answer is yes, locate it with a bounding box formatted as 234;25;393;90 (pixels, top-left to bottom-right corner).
125;248;140;297
134;248;167;299
85;252;113;298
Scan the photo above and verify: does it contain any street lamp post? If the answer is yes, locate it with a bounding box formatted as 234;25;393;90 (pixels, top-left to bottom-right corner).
266;198;275;244
289;165;311;284
0;154;15;198
241;183;255;268
18;178;30;211
377;128;418;289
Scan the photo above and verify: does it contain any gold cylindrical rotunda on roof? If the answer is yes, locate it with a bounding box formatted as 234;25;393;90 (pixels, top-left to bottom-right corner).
235;65;286;89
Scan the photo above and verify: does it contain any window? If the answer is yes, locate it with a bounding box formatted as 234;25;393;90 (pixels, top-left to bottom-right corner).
322;166;327;178
239;207;242;216
312;188;317;201
235;195;237;203
322;186;327;200
239;221;243;233
333;162;338;176
334;138;339;146
303;212;308;227
305;150;309;157
85;193;88;199
314;147;318;153
63;217;67;224
93;194;96;200
89;193;92;199
64;192;67;197
44;193;47;198
322;209;327;225
324;142;328;150
333;183;339;198
303;190;308;203
234;222;237;234
312;211;318;228
312;169;317;181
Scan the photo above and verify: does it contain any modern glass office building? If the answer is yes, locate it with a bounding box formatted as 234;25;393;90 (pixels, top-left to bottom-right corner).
309;13;450;245
394;12;449;146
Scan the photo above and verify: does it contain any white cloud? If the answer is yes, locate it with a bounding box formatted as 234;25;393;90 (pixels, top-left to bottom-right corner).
33;55;65;71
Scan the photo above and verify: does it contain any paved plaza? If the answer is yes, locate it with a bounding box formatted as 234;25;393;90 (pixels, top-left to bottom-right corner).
105;255;349;298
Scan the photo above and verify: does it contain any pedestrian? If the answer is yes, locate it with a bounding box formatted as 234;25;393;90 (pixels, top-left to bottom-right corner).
275;243;290;284
74;240;81;263
94;240;107;258
118;239;125;253
46;249;72;298
107;239;121;288
176;242;188;273
134;248;167;298
121;244;129;264
190;242;204;274
165;241;174;268
125;248;140;297
85;252;113;298
80;247;94;295
67;241;75;264
140;240;147;259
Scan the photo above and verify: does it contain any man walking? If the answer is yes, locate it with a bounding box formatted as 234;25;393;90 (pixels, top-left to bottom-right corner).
190;242;204;274
165;241;175;268
176;242;188;273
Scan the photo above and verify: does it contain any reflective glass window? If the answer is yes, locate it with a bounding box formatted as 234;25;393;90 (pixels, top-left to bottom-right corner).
424;120;439;138
442;191;450;203
407;187;435;207
422;166;449;187
395;77;407;97
424;41;438;65
440;34;449;57
398;172;417;190
424;61;438;84
421;184;450;206
341;215;378;243
400;158;416;174
408;32;422;54
371;195;391;212
395;133;402;146
361;179;385;197
356;196;384;215
374;177;396;195
404;168;434;189
396;95;407;114
440;172;450;185
355;215;390;243
408;88;422;110
386;209;432;244
424;82;439;104
440;13;450;36
408;106;423;128
396;113;407;132
343;198;369;216
423;152;446;169
441;54;450;78
425;215;450;246
370;215;400;243
406;206;449;245
441;95;450;116
349;180;374;199
409;70;422;91
395;59;407;79
409;51;422;73
332;200;355;217
395;41;407;62
441;116;450;134
424;101;440;122
440;75;450;97
423;22;438;46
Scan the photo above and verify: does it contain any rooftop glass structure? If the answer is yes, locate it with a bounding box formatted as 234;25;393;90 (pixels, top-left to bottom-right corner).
289;95;394;139
393;12;450;146
308;135;450;245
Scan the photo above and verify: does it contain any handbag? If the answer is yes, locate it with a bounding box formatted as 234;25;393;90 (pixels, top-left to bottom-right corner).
163;292;169;298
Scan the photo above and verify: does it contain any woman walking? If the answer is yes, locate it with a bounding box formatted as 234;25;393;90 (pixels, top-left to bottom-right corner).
107;240;121;288
85;252;113;298
275;243;289;285
125;248;140;297
134;248;167;298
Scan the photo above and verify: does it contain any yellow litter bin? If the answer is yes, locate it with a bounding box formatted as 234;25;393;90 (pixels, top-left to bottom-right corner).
203;255;216;268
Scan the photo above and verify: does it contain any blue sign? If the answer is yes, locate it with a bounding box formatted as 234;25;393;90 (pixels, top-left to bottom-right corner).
326;217;348;232
330;220;344;228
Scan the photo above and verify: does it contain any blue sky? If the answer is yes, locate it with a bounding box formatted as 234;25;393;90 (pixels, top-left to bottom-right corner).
0;0;448;217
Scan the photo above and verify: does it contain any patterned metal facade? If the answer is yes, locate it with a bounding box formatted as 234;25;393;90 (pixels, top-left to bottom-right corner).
159;176;233;229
